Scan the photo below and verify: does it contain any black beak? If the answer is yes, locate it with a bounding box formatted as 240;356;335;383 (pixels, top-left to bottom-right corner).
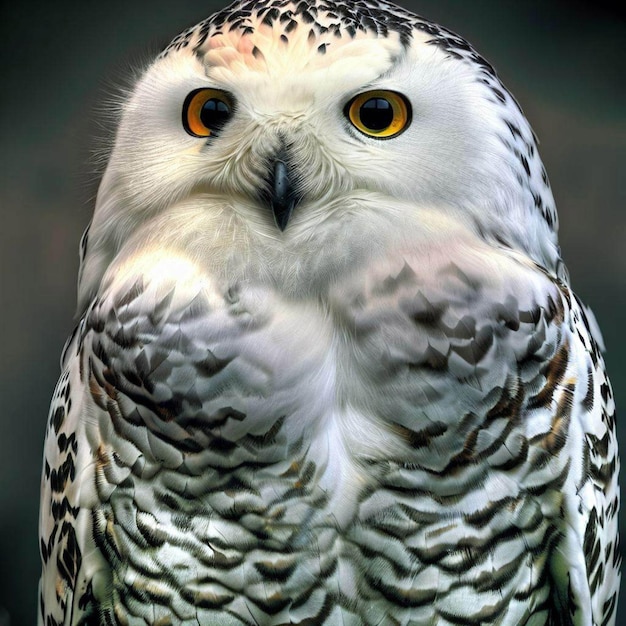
267;149;297;231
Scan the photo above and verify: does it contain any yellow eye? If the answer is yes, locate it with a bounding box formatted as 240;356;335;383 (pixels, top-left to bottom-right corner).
346;90;411;139
182;88;234;138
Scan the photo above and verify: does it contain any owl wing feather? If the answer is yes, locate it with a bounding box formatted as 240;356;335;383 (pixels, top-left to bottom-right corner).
39;315;97;625
564;294;620;625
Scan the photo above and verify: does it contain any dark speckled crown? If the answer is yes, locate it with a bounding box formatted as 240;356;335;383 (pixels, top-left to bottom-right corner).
161;0;496;79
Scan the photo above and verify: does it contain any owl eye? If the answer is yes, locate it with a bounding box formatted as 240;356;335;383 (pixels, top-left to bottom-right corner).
183;88;233;138
345;90;411;139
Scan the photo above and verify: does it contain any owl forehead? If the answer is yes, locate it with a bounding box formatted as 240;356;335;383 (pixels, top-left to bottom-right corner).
161;1;496;80
193;33;405;102
163;0;417;57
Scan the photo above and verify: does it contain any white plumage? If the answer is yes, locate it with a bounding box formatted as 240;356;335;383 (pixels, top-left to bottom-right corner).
39;2;620;624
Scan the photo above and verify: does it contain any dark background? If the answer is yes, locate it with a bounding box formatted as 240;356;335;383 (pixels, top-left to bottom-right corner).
0;1;624;624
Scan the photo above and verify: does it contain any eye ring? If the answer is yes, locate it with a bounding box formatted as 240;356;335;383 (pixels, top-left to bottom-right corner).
345;90;411;139
183;88;234;138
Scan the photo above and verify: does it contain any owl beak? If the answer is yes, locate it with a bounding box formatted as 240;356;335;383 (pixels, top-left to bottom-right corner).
267;151;297;231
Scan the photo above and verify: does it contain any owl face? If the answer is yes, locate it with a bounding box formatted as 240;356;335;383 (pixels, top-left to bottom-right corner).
80;0;559;308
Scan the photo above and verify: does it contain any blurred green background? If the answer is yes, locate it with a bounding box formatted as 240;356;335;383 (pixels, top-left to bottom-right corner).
0;1;623;624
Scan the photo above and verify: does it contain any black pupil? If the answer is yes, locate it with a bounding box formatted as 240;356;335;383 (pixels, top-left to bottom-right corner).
200;98;231;131
360;98;393;131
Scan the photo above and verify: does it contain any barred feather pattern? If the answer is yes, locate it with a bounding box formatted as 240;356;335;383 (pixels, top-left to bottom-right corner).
39;238;620;625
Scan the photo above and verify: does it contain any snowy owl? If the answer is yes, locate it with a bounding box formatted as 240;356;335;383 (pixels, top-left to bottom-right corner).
39;1;620;624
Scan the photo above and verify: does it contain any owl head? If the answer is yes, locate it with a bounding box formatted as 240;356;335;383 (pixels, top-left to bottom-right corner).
78;0;560;310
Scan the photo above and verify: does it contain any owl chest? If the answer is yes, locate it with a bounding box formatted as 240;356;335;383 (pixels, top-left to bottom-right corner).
86;265;559;622
92;427;552;625
89;261;523;520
